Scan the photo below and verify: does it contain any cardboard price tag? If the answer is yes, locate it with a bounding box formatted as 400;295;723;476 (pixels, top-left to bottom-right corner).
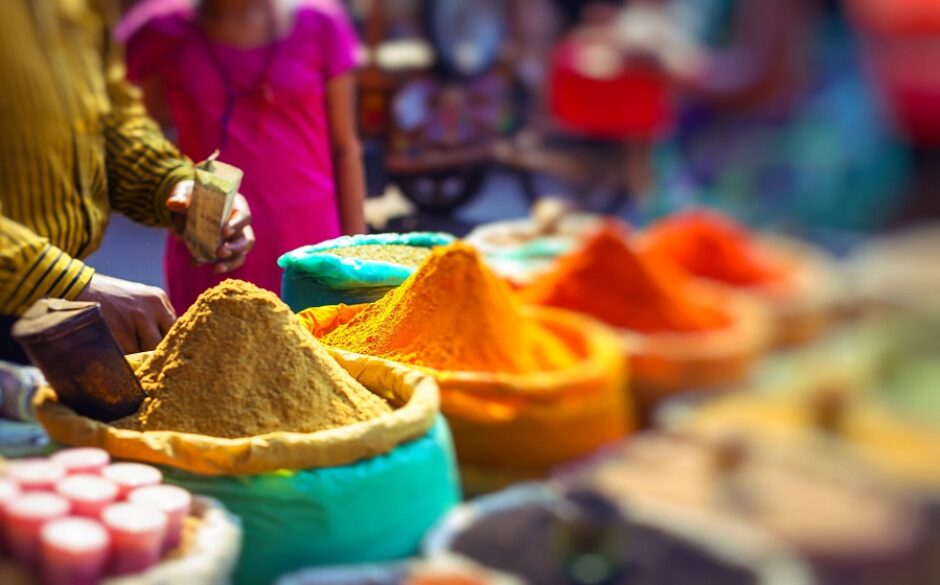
185;152;244;264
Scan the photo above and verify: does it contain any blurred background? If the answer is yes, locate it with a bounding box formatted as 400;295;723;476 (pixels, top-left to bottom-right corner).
94;0;940;287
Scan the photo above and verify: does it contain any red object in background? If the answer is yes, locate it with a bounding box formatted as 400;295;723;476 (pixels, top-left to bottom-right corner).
548;37;672;140
848;0;940;145
848;0;940;36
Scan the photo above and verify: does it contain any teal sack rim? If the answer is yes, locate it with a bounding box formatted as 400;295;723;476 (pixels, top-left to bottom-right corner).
278;232;455;288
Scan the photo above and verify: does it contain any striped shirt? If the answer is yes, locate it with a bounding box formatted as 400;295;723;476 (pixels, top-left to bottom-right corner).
0;0;192;316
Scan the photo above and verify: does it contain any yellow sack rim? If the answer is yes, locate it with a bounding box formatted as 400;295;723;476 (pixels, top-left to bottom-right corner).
34;349;439;476
300;303;629;401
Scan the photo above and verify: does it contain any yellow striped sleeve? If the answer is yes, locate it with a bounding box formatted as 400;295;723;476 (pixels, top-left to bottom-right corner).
101;7;192;228
0;215;94;316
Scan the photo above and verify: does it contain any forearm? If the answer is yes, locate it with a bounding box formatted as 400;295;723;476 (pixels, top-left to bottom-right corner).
334;145;367;235
102;22;192;228
0;216;94;316
103;103;193;228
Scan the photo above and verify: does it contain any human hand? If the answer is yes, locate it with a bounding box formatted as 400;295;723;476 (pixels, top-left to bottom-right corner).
166;180;256;273
76;274;177;354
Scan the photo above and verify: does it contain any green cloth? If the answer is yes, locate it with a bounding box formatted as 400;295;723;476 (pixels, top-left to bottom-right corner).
162;417;461;585
278;233;455;311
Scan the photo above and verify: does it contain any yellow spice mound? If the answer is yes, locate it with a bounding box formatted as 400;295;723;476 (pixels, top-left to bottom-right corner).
118;279;392;438
322;242;579;373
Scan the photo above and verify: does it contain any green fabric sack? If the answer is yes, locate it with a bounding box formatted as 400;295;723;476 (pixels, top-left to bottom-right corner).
161;417;461;585
278;233;455;311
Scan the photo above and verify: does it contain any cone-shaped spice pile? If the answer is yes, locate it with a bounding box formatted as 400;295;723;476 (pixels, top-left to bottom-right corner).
519;221;729;333
322;243;579;373
118;280;391;438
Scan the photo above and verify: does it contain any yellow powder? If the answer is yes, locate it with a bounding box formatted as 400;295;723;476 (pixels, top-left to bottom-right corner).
327;244;431;266
321;243;579;373
117;280;392;438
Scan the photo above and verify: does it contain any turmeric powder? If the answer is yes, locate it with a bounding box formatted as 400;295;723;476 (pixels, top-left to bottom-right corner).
642;210;795;288
117;280;392;438
321;243;579;373
519;221;729;333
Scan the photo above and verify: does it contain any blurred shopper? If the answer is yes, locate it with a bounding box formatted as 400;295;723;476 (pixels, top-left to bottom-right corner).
648;0;910;231
120;0;366;311
0;1;254;363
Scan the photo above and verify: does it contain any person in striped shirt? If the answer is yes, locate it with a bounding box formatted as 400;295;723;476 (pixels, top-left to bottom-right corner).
0;1;255;363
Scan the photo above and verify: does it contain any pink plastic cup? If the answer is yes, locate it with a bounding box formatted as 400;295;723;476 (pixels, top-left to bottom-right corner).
101;463;162;499
6;459;66;492
5;492;71;565
40;517;110;585
101;503;167;576
55;474;119;519
50;448;111;476
128;485;192;551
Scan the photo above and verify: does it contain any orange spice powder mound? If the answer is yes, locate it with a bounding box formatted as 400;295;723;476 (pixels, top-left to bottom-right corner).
518;220;729;334
641;210;795;288
321;242;579;374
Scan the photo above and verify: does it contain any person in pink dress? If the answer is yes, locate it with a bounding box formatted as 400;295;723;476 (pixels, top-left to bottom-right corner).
118;0;367;311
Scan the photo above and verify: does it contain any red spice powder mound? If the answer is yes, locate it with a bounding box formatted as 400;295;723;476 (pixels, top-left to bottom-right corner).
518;221;729;333
641;210;794;288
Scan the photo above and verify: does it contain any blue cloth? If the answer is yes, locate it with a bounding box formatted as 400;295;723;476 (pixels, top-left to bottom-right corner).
162;417;461;585
278;233;455;311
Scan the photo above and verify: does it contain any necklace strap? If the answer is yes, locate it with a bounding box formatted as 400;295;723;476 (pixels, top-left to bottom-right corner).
193;5;281;150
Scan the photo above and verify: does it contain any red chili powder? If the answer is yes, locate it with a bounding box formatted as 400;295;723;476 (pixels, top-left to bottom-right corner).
518;221;728;333
641;210;794;288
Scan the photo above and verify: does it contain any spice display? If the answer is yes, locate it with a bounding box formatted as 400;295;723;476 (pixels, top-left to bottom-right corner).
118;280;392;438
518;221;728;333
327;244;432;267
685;389;940;497
577;434;929;583
444;488;634;585
322;243;579;373
279;233;455;311
641;210;795;289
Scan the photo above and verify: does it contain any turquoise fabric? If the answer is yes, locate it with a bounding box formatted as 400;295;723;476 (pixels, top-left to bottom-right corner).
160;417;461;585
278;233;455;311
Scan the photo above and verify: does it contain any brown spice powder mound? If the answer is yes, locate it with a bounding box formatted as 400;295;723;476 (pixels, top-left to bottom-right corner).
116;279;392;438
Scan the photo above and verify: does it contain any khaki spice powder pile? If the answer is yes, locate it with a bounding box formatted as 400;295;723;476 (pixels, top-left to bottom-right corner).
116;280;392;438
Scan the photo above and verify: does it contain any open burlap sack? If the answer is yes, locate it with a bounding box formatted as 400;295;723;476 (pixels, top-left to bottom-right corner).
34;350;439;475
301;304;632;495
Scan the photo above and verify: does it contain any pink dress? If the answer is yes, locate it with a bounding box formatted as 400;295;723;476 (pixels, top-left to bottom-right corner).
120;0;358;311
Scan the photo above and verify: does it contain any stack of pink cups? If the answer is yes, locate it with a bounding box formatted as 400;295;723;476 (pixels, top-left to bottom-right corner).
0;449;193;585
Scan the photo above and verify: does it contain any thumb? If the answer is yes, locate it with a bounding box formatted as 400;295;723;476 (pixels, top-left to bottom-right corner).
166;180;194;213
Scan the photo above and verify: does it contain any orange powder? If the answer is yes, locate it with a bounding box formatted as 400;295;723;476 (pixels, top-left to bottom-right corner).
321;243;579;374
642;210;794;288
518;221;728;333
